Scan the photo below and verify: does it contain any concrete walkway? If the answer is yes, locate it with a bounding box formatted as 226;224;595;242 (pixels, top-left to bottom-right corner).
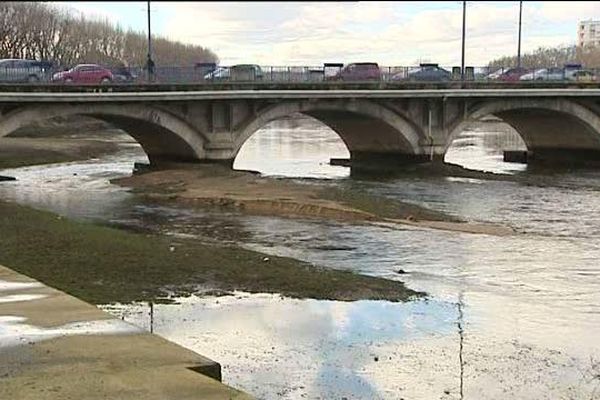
0;265;252;399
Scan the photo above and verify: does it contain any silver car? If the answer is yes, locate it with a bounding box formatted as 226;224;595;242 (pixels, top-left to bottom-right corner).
519;67;564;81
0;59;48;82
204;67;230;81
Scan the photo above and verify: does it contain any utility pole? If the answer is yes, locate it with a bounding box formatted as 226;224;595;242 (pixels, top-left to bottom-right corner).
146;0;155;81
517;1;523;68
461;1;466;80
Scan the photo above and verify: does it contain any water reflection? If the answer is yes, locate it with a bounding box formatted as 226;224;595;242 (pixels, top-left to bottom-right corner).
103;295;457;400
445;119;527;175
234;115;350;179
0;144;146;221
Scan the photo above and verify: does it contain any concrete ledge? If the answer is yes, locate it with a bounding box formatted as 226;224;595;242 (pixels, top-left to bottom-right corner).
529;147;600;167
503;150;529;163
0;264;252;400
4;88;600;102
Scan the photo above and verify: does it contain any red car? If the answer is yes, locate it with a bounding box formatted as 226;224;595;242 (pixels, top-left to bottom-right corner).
52;64;114;84
497;67;530;82
329;62;381;81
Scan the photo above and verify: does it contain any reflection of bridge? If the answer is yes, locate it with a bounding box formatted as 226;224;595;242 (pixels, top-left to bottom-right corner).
1;89;600;169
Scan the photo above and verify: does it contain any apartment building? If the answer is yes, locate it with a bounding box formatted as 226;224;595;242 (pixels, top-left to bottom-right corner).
578;20;600;47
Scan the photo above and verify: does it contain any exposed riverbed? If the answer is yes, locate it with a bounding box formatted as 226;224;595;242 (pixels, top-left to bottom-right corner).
1;117;599;399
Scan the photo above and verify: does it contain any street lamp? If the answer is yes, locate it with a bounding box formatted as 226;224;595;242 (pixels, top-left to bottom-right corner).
517;1;523;68
146;0;155;81
461;1;466;80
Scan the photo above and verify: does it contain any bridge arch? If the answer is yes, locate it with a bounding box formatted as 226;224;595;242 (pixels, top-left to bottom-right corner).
446;98;600;163
234;99;428;164
0;104;207;164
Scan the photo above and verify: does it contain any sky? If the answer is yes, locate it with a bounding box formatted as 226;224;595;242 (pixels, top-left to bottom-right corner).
51;1;600;66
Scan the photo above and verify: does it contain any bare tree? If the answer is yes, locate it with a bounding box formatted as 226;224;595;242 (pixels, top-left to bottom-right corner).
488;44;600;69
0;2;218;68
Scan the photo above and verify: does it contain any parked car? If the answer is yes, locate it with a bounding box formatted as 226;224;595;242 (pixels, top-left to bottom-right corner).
0;59;50;82
396;63;451;82
204;64;264;82
564;63;583;79
519;67;564;81
330;62;381;81
112;65;137;83
204;66;230;81
52;64;114;84
484;68;505;80
497;67;530;82
195;62;217;78
323;63;344;80
232;64;263;81
569;70;597;82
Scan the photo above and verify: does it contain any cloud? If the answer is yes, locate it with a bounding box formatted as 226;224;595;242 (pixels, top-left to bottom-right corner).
54;1;588;66
536;1;600;23
52;1;126;24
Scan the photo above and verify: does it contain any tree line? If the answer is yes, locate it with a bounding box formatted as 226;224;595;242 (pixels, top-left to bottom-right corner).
0;2;218;68
488;44;600;69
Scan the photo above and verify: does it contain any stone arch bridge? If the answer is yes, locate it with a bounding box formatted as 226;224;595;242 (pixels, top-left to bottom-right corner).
1;89;600;168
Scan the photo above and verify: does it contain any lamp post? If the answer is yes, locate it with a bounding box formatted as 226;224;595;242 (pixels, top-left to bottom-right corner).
461;1;466;80
146;0;155;81
517;1;523;68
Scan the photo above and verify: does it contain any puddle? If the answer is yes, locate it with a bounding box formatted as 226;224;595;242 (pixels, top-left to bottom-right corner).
0;280;44;291
0;315;142;348
0;294;47;303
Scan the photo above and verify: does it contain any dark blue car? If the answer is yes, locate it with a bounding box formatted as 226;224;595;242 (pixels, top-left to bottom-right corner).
393;63;451;82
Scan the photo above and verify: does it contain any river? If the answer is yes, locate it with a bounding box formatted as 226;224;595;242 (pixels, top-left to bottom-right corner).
1;117;599;399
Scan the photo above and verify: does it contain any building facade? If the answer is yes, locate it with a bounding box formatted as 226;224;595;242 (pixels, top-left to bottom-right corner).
578;20;600;47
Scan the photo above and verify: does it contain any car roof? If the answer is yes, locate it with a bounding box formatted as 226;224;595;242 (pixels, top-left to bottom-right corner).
505;67;527;72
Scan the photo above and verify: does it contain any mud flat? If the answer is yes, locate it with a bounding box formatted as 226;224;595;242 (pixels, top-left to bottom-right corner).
0;200;421;304
114;164;515;236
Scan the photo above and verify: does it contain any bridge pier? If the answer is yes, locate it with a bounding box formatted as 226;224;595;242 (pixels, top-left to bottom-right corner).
527;148;600;167
348;151;432;171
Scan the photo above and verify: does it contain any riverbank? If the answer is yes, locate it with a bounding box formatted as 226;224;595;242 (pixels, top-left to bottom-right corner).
114;164;515;236
0;200;421;304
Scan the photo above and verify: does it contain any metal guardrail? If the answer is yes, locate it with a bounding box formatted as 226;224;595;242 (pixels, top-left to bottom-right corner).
1;63;599;85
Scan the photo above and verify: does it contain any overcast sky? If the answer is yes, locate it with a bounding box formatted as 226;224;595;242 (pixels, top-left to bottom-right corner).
52;1;600;66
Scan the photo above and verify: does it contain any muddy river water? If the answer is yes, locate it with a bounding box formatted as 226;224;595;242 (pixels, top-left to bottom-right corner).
1;117;600;399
